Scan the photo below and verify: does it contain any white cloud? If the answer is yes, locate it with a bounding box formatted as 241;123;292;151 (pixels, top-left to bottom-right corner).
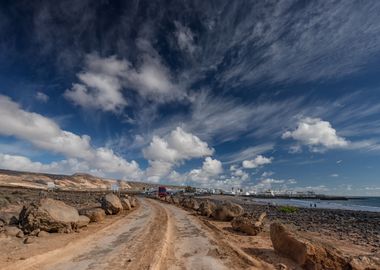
242;155;272;169
35;92;49;102
282;117;349;151
0;95;141;179
65;51;186;113
187;157;223;184
330;173;339;177
175;22;196;54
143;127;214;181
64;54;128;113
143;127;213;163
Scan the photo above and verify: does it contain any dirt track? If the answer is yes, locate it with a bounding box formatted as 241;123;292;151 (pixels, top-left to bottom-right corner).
3;198;267;270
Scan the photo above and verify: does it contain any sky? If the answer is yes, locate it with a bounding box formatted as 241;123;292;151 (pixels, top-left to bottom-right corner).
1;0;380;195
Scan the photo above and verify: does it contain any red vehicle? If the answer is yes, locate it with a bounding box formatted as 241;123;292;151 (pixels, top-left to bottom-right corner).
158;186;167;197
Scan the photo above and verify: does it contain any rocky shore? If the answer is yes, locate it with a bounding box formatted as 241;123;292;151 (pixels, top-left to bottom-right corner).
206;195;380;251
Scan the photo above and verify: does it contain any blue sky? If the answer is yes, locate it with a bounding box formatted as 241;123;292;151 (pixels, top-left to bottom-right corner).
1;0;380;195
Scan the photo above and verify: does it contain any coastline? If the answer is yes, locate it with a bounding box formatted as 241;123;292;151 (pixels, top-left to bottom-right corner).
205;195;380;252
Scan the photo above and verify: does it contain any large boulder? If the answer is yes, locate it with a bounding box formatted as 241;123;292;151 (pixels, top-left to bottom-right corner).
78;208;106;222
129;196;137;208
101;194;123;215
198;200;216;217
121;198;132;210
19;198;80;233
184;198;199;210
270;222;351;269
231;212;266;236
77;215;90;228
212;201;244;221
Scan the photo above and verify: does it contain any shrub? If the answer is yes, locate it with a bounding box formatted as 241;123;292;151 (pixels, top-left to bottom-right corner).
279;205;298;213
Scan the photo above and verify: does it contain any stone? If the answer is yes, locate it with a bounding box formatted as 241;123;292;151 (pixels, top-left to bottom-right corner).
121;198;132;210
101;194;123;215
231;212;266;236
270;222;351;269
129;197;137;208
79;208;106;222
5;226;22;237
77;215;90;228
212;201;244;221
9;216;19;226
19;198;80;233
198;200;216;217
29;229;40;236
24;237;34;244
37;231;50;237
16;230;24;238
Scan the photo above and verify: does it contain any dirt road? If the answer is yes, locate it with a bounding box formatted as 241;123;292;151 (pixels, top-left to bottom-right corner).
3;198;267;270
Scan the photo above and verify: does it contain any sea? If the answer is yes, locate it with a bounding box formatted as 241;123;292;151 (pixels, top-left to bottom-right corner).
251;197;380;213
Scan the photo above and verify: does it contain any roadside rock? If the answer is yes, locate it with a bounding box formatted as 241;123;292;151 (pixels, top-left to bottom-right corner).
5;226;22;237
198;200;216;217
0;213;17;225
121;198;132;210
37;231;49;237
270;222;351;269
16;230;24;238
129;197;137;208
171;196;180;205
101;194;123;215
212;201;244;221
77;215;90;228
19;198;80;233
24;237;34;244
181;197;199;210
79;208;106;222
231;212;266;236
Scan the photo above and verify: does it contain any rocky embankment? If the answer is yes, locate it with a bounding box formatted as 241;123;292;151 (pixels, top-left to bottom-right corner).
154;194;380;270
0;188;137;245
207;196;380;251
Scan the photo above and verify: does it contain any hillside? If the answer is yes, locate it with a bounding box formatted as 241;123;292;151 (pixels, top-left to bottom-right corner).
0;169;131;190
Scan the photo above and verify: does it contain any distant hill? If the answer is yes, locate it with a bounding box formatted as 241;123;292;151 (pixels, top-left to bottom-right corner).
0;169;131;190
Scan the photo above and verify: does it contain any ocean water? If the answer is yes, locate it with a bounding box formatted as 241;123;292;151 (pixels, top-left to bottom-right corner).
251;197;380;212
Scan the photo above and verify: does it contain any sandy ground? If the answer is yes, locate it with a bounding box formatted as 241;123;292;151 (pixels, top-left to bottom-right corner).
1;198;270;270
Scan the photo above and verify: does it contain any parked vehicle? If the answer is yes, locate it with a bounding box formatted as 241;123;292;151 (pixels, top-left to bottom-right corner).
158;186;167;197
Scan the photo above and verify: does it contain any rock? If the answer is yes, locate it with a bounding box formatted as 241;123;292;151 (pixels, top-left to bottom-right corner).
29;229;40;236
101;194;123;215
184;198;199;210
79;208;106;222
198;200;216;217
16;230;24;238
121;198;132;210
37;231;50;237
231;212;266;236
5;226;22;237
77;215;90;228
129;197;137;208
171;196;180;205
270;222;351;269
9;216;19;226
19;198;80;233
0;213;15;225
276;263;287;270
212;201;244;221
24;237;34;244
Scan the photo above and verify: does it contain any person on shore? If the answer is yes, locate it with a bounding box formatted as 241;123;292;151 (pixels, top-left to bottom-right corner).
310;203;312;207
314;203;317;208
